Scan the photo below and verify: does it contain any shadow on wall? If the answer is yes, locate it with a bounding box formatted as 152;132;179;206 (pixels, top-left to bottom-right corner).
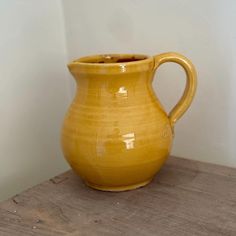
168;1;235;167
0;61;70;201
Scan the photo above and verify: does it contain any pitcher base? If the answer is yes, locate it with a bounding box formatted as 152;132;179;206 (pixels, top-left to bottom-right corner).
85;179;152;192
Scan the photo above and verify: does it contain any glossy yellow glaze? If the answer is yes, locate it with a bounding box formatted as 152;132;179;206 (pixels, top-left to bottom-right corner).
61;53;197;191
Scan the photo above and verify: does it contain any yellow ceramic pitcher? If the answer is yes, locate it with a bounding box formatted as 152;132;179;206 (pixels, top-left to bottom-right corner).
61;53;197;191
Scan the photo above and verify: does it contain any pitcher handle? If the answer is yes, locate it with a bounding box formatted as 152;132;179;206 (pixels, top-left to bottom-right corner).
153;52;197;129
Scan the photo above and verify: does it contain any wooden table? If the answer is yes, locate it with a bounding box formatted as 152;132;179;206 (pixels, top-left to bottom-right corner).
0;156;236;236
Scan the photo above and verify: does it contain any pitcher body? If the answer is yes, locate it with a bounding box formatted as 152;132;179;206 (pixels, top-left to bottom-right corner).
62;53;197;191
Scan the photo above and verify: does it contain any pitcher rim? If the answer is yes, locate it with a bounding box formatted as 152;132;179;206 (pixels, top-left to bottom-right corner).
67;54;154;74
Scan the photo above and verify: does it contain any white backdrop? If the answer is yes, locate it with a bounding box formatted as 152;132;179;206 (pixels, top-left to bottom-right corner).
0;0;70;201
1;0;236;201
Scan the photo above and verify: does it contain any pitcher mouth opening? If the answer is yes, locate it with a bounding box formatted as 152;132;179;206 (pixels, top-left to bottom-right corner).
68;54;154;74
76;54;149;64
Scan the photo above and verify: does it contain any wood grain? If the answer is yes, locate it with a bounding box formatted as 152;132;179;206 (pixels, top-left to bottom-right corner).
0;156;236;236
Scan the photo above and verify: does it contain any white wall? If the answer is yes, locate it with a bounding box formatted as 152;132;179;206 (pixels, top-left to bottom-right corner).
0;0;70;201
62;0;236;167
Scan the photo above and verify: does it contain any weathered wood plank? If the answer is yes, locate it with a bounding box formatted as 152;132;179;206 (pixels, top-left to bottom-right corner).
0;156;236;236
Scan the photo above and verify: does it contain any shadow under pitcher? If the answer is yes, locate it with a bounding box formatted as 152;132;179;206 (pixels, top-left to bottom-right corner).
61;52;197;191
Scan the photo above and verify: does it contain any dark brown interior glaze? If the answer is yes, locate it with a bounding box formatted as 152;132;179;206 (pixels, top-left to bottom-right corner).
79;55;148;64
